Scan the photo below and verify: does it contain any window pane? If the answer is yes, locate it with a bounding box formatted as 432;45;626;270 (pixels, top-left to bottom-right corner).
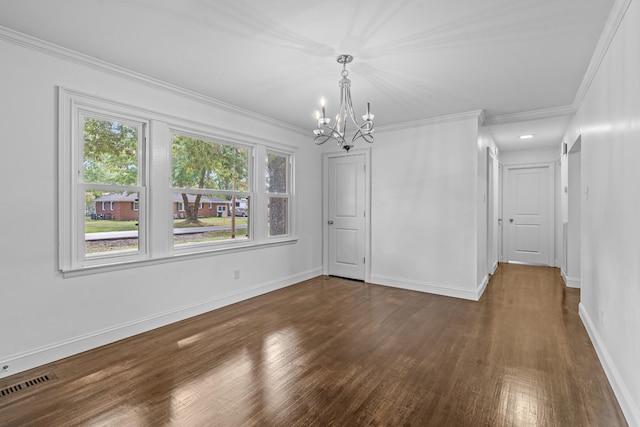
85;191;139;256
266;153;288;193
83;117;138;185
268;197;288;236
173;193;249;247
172;135;249;191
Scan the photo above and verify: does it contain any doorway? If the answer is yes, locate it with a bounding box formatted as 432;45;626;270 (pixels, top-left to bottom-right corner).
503;164;554;265
322;150;371;281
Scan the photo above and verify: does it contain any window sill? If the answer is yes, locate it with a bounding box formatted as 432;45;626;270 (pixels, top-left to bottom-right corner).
61;236;298;278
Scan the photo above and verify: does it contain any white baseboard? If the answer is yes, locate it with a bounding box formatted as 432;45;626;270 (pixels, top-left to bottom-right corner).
491;261;499;275
561;270;581;288
477;274;489;300
579;303;640;427
369;274;484;301
0;268;322;379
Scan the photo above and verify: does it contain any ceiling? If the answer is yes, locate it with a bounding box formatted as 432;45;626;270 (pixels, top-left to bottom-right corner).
0;0;615;151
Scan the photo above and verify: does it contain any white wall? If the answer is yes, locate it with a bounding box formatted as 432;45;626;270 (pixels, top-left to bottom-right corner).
562;0;640;424
0;33;323;378
499;146;560;165
369;114;487;300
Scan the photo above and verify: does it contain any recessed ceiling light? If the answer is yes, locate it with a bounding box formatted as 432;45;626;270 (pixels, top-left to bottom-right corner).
519;134;534;139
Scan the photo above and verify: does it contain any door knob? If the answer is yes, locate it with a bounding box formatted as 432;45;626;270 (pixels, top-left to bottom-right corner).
509;218;514;223
328;220;334;224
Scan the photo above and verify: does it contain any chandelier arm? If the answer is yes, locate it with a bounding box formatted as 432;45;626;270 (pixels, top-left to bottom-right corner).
314;133;333;145
314;121;346;146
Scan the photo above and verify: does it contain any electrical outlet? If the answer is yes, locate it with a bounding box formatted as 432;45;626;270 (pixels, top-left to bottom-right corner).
600;309;605;324
234;270;240;280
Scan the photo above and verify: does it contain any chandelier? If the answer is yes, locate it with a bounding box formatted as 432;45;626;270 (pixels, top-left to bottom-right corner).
313;54;374;152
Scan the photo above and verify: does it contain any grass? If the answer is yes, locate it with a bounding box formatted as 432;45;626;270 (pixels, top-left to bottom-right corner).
85;216;248;233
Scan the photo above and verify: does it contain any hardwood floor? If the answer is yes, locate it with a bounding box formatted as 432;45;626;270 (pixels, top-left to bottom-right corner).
0;264;627;426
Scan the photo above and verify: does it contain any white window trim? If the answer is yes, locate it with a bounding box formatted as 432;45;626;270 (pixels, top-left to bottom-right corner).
266;149;294;238
59;89;149;272
59;88;297;276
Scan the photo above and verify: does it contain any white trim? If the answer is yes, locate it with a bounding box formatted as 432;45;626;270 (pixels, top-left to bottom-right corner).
370;274;485;301
491;261;499;275
572;0;633;109
485;0;633;130
61;87;298;152
477;274;490;300
484;105;575;126
0;25;307;138
579;303;639;427
266;150;293;238
63;237;298;278
376;110;484;133
561;270;581;288
0;267;322;379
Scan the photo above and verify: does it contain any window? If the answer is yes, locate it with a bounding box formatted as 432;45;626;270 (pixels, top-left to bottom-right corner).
266;151;290;237
59;89;295;274
171;134;251;249
58;95;148;271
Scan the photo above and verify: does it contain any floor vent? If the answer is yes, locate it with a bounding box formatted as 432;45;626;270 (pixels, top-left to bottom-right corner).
0;374;54;398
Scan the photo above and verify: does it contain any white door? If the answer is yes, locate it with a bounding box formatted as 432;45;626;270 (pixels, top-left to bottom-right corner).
505;165;552;265
328;154;366;280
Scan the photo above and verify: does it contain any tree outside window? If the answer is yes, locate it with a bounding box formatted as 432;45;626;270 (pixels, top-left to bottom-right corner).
82;116;143;257
171;134;251;246
266;152;290;237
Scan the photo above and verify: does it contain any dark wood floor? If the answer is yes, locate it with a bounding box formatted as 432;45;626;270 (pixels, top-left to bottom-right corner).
0;264;627;426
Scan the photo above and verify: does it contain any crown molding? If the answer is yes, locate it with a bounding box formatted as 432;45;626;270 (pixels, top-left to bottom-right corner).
572;0;632;109
376;110;485;133
0;25;308;137
483;105;576;126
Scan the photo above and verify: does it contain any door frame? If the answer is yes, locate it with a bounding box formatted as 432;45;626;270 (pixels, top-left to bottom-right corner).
486;147;498;275
501;161;556;266
322;147;371;282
